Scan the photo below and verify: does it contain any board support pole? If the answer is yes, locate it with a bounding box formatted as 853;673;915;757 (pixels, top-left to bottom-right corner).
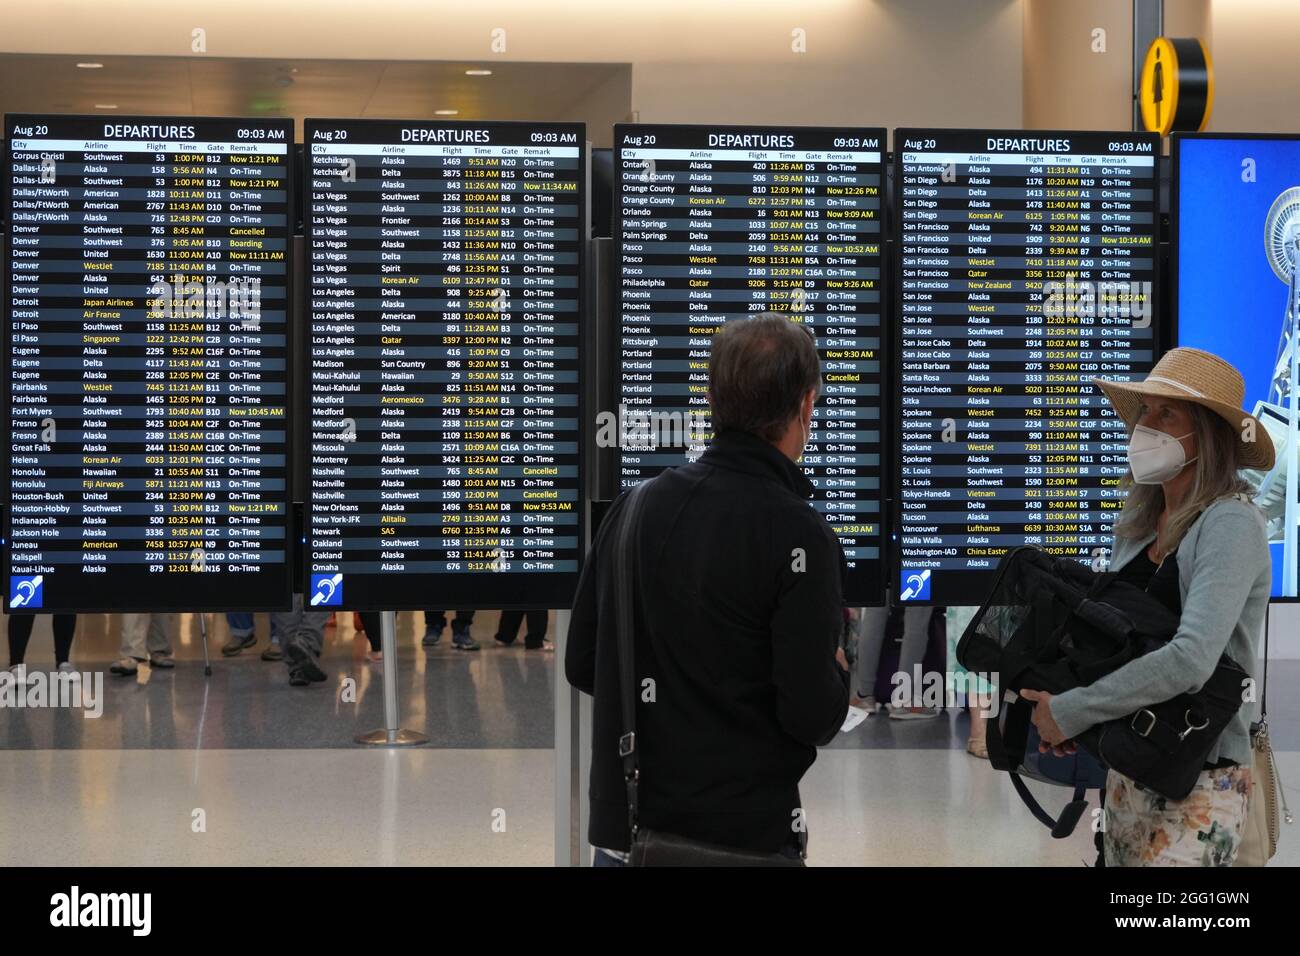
554;608;577;865
355;610;428;746
1132;0;1164;131
198;612;212;677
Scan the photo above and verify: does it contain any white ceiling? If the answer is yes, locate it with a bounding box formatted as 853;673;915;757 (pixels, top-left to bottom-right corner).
0;54;631;142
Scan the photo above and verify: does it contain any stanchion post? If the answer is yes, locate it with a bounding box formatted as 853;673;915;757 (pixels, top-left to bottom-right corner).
356;610;428;746
198;612;212;677
554;608;577;865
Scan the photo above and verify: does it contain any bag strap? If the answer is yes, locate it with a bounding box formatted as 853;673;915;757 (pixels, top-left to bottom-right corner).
1008;773;1089;839
615;481;652;836
995;696;1089;838
987;696;1027;773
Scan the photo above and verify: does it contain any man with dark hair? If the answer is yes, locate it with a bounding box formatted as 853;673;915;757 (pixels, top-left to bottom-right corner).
567;314;850;866
707;315;821;442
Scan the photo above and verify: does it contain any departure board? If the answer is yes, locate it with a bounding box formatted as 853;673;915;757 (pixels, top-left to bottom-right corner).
2;114;293;613
894;129;1159;606
305;119;585;610
615;124;887;605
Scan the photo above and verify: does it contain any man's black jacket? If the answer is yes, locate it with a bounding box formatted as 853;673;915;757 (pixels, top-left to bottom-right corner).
566;429;850;854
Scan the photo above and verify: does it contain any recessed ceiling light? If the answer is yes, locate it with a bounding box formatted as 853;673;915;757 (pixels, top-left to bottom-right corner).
77;62;104;69
94;103;118;110
436;109;459;115
465;69;492;76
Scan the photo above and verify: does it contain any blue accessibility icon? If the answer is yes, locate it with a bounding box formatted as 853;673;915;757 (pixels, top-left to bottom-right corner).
898;569;931;602
310;573;343;607
9;575;44;609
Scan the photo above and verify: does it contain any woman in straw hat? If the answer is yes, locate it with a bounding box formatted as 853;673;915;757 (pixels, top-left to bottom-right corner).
1023;347;1274;866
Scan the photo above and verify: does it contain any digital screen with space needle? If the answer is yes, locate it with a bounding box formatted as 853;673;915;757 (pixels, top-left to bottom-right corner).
1175;134;1300;601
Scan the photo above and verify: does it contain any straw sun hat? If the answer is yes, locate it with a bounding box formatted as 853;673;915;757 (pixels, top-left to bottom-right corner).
1091;347;1276;471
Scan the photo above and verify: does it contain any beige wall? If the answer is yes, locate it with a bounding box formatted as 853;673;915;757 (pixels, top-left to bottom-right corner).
1208;0;1300;132
626;0;1024;134
1023;0;1212;131
1021;0;1300;136
1024;0;1134;130
5;0;1295;142
554;69;634;148
0;0;1025;141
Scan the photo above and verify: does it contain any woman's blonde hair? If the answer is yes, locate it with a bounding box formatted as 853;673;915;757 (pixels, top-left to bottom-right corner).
1112;401;1254;553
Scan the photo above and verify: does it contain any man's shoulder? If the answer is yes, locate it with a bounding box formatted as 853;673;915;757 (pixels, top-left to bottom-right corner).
636;462;836;546
744;481;841;552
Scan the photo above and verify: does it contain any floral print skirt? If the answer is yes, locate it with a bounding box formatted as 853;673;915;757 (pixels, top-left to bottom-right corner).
1103;764;1251;867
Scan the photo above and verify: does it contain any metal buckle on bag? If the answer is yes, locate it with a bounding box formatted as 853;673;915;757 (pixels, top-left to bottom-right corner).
618;732;636;757
1131;709;1158;737
1179;710;1210;741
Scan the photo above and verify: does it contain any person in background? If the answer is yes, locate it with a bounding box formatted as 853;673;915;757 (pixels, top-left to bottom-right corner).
947;605;992;758
262;618;284;662
852;603;937;720
356;612;385;663
422;610;478;651
111;613;175;676
1027;348;1272;867
279;594;334;687
4;614;78;684
568;314;849;866
494;609;552;651
221;612;284;661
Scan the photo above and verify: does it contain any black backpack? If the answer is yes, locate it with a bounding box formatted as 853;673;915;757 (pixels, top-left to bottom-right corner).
958;546;1249;821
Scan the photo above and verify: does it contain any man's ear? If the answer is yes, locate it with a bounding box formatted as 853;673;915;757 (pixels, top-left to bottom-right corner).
803;387;817;422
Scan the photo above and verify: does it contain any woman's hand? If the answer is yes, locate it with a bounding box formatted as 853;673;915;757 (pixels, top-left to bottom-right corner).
1020;688;1078;757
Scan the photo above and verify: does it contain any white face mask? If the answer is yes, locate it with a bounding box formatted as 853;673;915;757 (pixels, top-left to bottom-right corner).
1127;423;1197;485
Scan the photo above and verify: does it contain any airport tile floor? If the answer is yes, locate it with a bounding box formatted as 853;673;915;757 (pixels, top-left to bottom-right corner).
2;612;1298;865
3;612;555;750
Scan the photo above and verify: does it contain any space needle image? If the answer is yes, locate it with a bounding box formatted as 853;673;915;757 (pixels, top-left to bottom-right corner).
1247;187;1300;596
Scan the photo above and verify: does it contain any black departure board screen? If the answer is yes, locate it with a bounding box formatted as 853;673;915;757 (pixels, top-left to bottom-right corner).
894;129;1158;606
614;124;888;605
305;119;585;611
2;114;293;613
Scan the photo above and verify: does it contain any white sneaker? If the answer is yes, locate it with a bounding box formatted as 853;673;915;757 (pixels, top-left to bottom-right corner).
889;706;941;721
851;695;882;715
5;663;35;686
57;662;80;682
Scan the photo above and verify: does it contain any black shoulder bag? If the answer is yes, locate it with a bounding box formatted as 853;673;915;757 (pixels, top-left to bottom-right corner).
615;481;805;867
959;543;1249;802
